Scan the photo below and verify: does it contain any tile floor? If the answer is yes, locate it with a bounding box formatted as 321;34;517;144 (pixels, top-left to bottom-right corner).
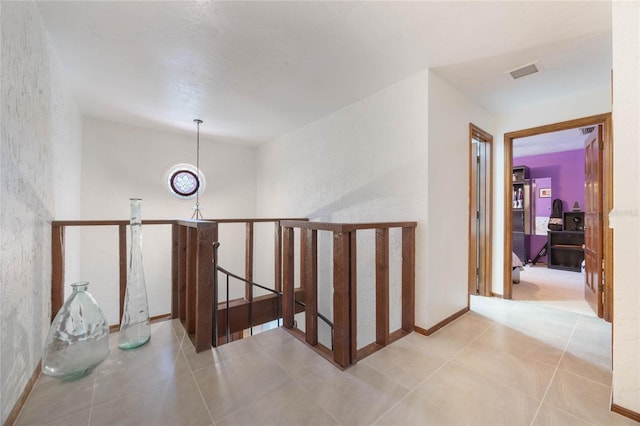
15;296;638;426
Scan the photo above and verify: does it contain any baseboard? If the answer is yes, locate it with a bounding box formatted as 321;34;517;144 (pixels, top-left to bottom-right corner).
414;306;470;336
4;362;41;426
491;292;504;299
611;403;640;422
108;313;173;332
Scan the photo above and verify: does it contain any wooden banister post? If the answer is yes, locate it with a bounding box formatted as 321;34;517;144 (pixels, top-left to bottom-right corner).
376;228;390;347
194;221;216;352
282;227;295;328
333;231;351;368
212;242;220;348
177;225;187;321
302;228;318;346
245;222;254;300
349;231;358;364
185;227;197;334
274;222;282;293
51;224;65;320
171;224;179;318
402;226;416;332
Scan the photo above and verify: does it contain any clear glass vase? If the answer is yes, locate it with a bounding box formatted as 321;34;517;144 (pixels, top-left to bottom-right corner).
42;282;109;381
118;198;151;349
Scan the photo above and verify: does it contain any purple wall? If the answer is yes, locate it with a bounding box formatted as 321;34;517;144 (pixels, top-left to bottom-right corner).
535;177;552;217
514;149;585;263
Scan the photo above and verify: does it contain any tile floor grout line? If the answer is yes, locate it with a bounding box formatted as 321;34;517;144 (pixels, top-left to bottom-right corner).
355;356;416;425
190;335;299;424
368;325;492;425
230;330;343;425
203;331;340;425
150;325;188;426
86;370;98;426
180;326;218;426
270;375;344;426
528;313;580;426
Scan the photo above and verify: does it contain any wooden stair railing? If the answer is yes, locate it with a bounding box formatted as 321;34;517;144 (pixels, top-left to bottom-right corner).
51;218;307;353
51;217;417;362
280;221;417;369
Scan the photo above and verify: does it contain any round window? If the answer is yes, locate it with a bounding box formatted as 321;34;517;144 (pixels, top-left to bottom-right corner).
165;164;205;199
170;170;199;197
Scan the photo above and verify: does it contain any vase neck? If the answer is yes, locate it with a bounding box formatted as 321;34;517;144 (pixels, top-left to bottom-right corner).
71;282;89;292
129;198;142;226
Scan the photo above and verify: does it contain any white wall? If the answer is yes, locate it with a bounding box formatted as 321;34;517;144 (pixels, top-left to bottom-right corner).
256;70;494;345
79;118;257;324
426;70;494;326
257;71;429;347
491;84;611;295
0;2;82;423
611;0;640;413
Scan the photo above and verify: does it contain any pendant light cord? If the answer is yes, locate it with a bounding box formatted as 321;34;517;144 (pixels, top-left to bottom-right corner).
192;119;203;220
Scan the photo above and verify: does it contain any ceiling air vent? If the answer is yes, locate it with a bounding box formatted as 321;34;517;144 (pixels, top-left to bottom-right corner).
509;63;539;80
580;126;595;135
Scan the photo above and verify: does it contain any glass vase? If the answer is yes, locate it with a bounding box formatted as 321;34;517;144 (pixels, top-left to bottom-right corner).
118;198;151;349
42;282;109;381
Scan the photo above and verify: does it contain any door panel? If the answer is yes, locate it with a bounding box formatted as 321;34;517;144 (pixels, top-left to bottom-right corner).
469;139;479;295
584;125;603;317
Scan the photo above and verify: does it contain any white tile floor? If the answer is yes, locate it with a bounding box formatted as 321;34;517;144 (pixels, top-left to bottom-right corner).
15;296;638;426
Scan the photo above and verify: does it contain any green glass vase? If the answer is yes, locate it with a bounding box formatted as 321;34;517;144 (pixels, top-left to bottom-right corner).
118;198;151;349
42;282;109;380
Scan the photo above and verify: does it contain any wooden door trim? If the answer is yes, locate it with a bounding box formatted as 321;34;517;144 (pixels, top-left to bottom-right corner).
503;113;613;320
469;123;493;300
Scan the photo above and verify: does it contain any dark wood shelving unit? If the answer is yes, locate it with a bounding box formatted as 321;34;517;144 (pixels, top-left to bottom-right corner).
547;230;584;272
512;166;531;263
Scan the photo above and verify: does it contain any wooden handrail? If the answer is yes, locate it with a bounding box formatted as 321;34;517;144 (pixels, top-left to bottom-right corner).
52;218;308;227
52;219;178;226
280;220;417;232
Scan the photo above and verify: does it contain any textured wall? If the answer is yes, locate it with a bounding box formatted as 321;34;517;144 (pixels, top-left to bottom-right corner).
256;70;494;341
0;2;82;423
426;70;494;326
257;71;429;347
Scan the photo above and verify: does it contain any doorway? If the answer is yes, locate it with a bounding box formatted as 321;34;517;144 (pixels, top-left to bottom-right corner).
502;113;613;321
468;124;492;297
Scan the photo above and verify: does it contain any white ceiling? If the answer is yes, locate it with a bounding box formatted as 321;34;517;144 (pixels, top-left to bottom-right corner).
513;127;593;158
36;1;612;146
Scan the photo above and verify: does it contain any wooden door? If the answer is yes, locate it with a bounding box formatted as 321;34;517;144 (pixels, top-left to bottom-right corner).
468;125;492;297
584;125;603;317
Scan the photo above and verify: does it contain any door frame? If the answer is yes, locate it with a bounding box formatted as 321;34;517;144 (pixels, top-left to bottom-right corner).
502;113;613;321
468;124;493;298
